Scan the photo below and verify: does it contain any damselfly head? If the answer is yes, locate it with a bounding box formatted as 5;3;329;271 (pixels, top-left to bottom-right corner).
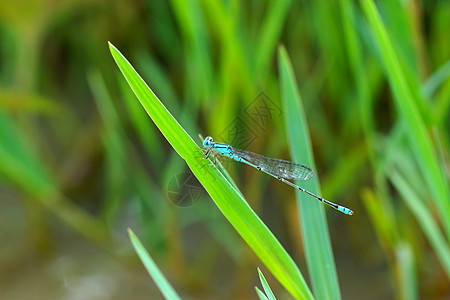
203;136;214;147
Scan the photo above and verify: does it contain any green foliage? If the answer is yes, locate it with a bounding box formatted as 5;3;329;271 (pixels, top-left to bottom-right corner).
279;45;341;300
257;267;276;300
109;42;313;299
128;229;182;300
0;0;449;298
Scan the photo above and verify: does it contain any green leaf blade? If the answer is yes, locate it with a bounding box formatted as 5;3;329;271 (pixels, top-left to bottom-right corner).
109;42;313;300
128;229;182;300
258;267;277;300
361;0;450;238
278;45;342;300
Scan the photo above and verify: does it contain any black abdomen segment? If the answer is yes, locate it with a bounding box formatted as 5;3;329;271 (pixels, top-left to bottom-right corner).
229;154;353;215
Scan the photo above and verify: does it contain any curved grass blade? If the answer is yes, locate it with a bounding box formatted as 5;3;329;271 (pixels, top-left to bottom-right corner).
396;242;418;300
278;45;342;300
109;42;313;300
389;171;450;279
258;267;276;300
88;70;126;225
362;0;450;239
422;60;450;98
255;287;270;300
0;113;115;249
128;229;181;300
256;0;292;74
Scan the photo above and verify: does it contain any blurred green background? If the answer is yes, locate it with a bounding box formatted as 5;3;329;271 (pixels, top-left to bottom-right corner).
0;0;449;299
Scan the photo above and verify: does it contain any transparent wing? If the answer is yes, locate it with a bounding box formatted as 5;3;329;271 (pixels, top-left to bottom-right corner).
233;148;315;181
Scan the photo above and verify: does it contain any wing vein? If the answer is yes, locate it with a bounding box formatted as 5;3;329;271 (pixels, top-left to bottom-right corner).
232;148;315;181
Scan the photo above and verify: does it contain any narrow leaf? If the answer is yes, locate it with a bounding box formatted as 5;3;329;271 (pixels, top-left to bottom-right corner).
278;45;342;300
109;42;313;300
258;267;276;300
128;229;182;300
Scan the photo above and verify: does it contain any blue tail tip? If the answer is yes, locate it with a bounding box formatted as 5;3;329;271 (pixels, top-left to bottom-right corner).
339;206;354;215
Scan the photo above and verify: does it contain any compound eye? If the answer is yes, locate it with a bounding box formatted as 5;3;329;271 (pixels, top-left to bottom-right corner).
203;136;213;147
